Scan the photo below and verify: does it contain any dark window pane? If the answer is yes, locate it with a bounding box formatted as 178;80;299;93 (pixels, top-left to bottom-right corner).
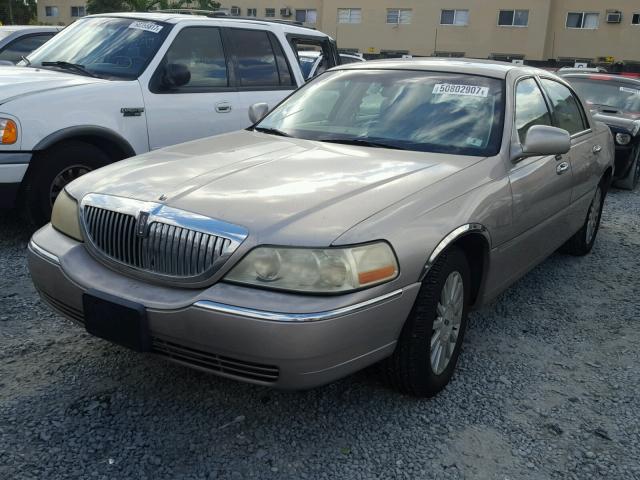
164;27;228;88
498;10;514;26
295;10;306;22
540;79;587;134
515;78;552;143
270;33;294;86
0;35;54;63
632;13;640;24
441;10;455;24
227;29;279;87
566;12;583;28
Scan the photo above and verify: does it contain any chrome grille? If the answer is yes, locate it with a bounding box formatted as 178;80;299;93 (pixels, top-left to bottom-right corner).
79;194;248;285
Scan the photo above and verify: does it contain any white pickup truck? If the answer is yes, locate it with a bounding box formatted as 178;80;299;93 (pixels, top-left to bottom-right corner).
0;13;339;223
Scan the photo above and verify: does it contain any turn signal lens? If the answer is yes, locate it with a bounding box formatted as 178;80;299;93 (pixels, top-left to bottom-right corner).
0;119;17;144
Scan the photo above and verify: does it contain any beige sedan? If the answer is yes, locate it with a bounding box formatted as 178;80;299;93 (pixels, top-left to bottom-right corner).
28;59;614;397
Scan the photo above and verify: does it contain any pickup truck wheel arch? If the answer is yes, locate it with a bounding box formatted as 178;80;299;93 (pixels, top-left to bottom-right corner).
33;126;136;158
420;224;491;308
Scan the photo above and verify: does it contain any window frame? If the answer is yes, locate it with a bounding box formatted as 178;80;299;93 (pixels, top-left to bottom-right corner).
246;8;257;17
497;9;529;27
265;8;275;18
513;76;554;146
70;5;86;17
337;8;362;24
295;9;318;24
632;13;640;25
386;8;412;25
566;11;600;29
45;6;59;17
538;76;591;137
440;9;469;26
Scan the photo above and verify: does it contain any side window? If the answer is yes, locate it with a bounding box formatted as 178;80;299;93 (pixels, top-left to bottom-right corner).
515;78;552;143
0;34;54;63
227;29;293;88
540;79;588;135
163;27;228;89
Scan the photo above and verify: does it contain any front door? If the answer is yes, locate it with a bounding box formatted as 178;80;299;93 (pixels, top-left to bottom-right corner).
142;26;241;150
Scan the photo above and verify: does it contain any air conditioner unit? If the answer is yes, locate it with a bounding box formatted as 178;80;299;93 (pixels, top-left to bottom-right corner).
606;11;622;23
230;6;241;16
280;7;292;17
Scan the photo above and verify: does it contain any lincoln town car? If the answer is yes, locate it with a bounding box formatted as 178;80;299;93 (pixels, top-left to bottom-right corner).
28;60;614;397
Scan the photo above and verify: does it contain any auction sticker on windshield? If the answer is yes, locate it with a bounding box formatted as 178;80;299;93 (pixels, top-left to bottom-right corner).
128;21;163;33
433;84;489;97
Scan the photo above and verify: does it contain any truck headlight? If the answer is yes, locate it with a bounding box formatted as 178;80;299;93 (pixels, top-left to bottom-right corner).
224;242;399;293
0;118;17;144
615;133;632;145
51;190;83;241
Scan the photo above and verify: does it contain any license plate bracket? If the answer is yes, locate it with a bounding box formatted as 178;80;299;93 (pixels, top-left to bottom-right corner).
82;290;150;352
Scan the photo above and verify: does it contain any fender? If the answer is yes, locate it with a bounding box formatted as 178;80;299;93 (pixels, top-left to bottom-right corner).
33;125;136;157
419;223;491;281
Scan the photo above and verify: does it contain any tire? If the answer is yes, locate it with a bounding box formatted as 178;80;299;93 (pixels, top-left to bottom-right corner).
23;141;110;227
613;144;640;191
382;246;471;397
561;179;606;256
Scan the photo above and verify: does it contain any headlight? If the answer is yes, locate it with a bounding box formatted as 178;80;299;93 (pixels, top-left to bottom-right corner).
224;242;399;293
615;133;632;145
51;190;83;241
0;118;17;144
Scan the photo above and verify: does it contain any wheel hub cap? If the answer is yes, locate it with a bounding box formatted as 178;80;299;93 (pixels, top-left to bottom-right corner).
430;270;464;375
586;186;602;243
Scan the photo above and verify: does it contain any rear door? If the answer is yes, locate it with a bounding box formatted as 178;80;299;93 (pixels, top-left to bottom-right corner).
223;28;297;118
142;25;240;150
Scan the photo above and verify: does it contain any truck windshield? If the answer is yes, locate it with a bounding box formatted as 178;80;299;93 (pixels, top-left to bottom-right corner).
256;69;505;156
23;17;170;80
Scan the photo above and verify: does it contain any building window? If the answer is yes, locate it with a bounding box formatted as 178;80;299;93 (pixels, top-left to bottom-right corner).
338;8;362;24
70;6;85;17
45;6;59;17
246;8;257;17
230;6;241;16
386;9;412;25
295;9;317;24
566;12;599;29
498;9;528;27
265;8;275;17
440;9;469;26
632;13;640;25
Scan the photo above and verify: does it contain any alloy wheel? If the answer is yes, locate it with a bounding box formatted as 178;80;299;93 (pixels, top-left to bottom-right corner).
586;186;602;244
49;165;92;206
431;271;464;375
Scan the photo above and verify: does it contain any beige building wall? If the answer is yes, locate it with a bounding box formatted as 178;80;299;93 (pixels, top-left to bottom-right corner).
38;0;87;26
35;0;640;63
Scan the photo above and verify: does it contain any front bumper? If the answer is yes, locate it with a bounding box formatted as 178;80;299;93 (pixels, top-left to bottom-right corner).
28;225;420;389
0;152;31;208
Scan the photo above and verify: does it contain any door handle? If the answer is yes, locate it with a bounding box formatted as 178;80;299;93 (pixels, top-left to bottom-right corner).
556;161;570;175
592;145;602;154
215;102;232;113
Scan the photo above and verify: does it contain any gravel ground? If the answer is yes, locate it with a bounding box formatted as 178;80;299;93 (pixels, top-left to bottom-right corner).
1;188;639;480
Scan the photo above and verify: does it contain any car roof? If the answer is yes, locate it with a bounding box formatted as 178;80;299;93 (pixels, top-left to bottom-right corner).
561;73;640;85
0;25;61;33
88;12;328;37
331;58;551;80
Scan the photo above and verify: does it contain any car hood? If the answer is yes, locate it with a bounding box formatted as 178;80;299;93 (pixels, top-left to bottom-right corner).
0;66;104;105
67;131;475;245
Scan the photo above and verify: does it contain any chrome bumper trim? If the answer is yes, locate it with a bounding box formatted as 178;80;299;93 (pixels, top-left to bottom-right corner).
193;288;404;323
28;239;60;265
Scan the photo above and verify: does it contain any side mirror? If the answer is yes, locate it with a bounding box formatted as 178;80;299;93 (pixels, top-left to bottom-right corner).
511;125;571;162
248;102;269;124
161;63;190;89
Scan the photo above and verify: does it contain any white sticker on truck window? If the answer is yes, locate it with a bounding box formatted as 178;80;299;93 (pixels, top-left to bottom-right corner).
620;86;640;95
128;21;163;33
433;84;489;97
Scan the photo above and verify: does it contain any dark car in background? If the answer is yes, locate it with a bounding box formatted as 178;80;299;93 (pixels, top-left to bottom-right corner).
561;73;640;190
0;26;61;65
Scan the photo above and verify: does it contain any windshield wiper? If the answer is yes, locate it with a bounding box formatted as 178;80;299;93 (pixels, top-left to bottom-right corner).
41;61;98;78
320;138;409;151
20;56;31;66
253;126;292;138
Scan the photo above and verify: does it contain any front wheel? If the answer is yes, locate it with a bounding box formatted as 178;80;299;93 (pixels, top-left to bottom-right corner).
561;181;606;256
23;141;110;227
382;246;470;397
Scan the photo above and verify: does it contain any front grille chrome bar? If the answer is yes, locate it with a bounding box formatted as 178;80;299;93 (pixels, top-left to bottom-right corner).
79;193;248;286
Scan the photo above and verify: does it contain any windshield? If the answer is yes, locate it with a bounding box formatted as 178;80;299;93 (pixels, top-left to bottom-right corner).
23;17;170;80
256;69;505;156
568;78;640;114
